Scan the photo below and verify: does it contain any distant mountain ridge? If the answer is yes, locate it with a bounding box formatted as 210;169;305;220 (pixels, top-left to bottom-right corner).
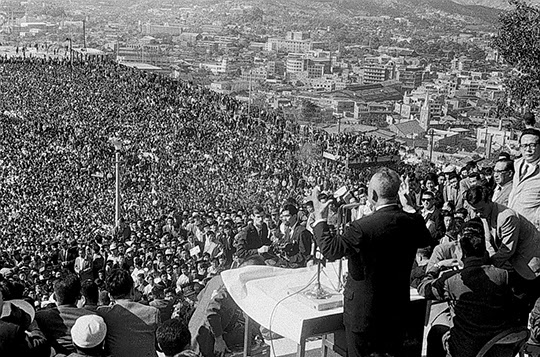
452;0;540;9
325;0;504;24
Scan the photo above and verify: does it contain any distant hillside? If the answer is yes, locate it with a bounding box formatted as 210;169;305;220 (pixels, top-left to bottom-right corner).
425;0;503;23
328;0;503;23
453;0;540;9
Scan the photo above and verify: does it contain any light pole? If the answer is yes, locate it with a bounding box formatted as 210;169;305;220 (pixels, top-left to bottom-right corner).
429;128;435;162
248;69;252;117
66;38;73;67
82;19;87;48
110;138;123;226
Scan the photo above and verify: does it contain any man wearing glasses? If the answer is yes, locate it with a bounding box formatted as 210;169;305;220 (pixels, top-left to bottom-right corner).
492;159;514;206
508;128;540;230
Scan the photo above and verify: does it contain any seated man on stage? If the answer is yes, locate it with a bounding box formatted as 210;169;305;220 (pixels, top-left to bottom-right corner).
234;206;272;266
188;256;266;357
271;204;314;268
418;219;521;357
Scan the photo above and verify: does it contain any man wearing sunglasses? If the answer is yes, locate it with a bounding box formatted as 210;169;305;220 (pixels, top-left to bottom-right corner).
421;191;445;244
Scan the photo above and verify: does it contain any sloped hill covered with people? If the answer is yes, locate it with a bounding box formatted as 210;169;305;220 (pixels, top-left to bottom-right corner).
0;58;317;240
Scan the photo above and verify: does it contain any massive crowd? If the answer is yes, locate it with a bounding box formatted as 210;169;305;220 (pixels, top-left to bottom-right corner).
1;56;540;357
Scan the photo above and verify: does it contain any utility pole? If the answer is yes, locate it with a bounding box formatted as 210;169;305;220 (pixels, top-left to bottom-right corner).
66;38;73;68
82;19;87;48
484;118;489;157
116;32;119;61
429;128;435;162
110;138;123;226
248;69;252;118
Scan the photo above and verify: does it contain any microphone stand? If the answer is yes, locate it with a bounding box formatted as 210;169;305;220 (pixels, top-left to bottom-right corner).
335;203;361;291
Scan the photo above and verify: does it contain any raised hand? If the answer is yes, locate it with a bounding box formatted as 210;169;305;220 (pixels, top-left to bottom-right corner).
309;186;331;221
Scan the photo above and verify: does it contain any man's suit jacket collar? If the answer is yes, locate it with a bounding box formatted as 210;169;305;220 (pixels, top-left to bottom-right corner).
485;202;505;233
516;158;540;183
247;222;267;234
57;304;80;311
462;256;489;268
375;203;399;211
493;181;512;203
373;204;401;214
113;298;133;306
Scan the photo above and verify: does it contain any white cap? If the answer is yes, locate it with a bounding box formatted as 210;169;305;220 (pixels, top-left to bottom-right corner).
71;315;107;349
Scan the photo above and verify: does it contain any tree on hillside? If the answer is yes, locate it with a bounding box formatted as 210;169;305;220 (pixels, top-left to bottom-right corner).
301;100;321;123
492;0;540;111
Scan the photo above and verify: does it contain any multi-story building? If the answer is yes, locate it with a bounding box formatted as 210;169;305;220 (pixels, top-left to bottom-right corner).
286;55;307;74
173;32;201;45
267;61;285;77
307;63;326;78
476;125;517;152
363;63;389;84
266;32;313;53
200;58;233;74
141;23;182;35
451;56;472;71
378;46;415;57
267;38;313;53
117;44;169;66
210;80;252;95
456;79;481;97
286;31;310;41
354;101;394;118
201;23;223;33
397;66;423;91
240;66;268;81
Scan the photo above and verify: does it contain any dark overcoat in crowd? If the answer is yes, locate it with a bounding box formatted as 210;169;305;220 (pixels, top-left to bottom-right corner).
424;207;446;243
60;246;79;273
97;299;160;357
234;223;270;261
0;320;28;357
35;305;96;355
284;224;313;267
313;205;432;357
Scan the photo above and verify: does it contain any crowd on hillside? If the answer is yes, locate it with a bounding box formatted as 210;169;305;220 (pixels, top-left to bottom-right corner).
0;56;397;242
2;57;540;357
0;55;397;306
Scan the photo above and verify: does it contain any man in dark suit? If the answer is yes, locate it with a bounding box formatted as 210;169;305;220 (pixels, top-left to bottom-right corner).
234;205;271;264
442;172;464;210
35;273;96;355
279;204;314;268
60;240;79;273
312;167;432;357
98;269;161;357
0;319;29;357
